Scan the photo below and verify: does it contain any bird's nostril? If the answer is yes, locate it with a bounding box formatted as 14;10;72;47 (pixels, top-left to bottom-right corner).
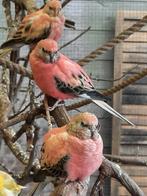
91;132;93;138
96;123;101;131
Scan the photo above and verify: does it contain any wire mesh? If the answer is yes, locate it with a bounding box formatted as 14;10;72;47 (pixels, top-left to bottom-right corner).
0;0;147;195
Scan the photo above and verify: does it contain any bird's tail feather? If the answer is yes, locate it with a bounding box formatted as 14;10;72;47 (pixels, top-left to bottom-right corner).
85;90;111;102
92;99;135;126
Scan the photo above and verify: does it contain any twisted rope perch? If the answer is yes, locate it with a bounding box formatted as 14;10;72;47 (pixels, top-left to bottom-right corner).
78;15;147;66
66;68;147;110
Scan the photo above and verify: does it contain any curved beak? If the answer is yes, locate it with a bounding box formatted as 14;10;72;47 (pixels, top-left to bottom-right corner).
48;51;60;63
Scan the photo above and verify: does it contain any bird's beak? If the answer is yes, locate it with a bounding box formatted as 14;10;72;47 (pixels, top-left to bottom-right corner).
49;53;56;63
91;130;94;138
89;124;100;139
49;51;60;63
96;122;101;132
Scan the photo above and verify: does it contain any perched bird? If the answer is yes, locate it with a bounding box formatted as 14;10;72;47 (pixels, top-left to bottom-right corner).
0;170;23;196
40;112;103;181
1;0;65;49
29;38;134;126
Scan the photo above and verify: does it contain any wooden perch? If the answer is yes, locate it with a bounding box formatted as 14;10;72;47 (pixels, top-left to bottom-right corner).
91;158;144;196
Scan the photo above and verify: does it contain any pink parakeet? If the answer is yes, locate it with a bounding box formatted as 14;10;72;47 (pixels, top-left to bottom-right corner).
1;0;65;49
40;112;103;181
29;38;134;126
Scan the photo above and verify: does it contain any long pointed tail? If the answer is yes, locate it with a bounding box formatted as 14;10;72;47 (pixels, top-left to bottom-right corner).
92;99;135;126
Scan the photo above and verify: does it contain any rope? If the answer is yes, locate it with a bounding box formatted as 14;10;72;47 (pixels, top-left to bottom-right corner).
77;15;147;66
66;68;147;110
103;68;147;95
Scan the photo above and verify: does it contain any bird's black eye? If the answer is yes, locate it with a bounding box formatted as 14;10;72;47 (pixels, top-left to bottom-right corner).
81;122;88;127
42;48;47;53
49;6;54;10
42;48;51;54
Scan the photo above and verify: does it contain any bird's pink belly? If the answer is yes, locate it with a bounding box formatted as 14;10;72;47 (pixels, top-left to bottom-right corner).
49;23;63;41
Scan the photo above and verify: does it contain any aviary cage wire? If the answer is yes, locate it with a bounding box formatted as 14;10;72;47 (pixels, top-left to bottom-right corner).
0;0;147;195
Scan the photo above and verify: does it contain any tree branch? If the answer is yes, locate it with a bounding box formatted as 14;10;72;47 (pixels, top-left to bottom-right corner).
91;158;144;196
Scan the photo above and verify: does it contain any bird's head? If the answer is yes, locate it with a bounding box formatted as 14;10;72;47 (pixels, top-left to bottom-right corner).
35;39;60;63
44;0;62;17
67;112;101;140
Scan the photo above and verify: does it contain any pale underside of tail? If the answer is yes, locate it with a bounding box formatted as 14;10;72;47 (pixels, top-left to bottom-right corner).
92;99;135;126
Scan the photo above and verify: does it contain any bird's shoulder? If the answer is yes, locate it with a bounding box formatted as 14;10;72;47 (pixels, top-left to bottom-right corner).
41;129;69;167
43;126;69;145
18;11;50;30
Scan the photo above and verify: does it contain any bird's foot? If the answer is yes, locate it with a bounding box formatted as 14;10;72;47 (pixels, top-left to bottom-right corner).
48;99;64;111
76;180;84;189
64;179;84;188
65;179;71;184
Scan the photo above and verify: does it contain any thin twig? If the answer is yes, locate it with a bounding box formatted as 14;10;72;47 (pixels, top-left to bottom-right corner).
59;26;91;50
17;84;30;112
90;64;140;82
0;162;11;173
2;0;13;27
20;125;39;184
9;92;43;119
0;58;33;79
13;57;29;99
44;96;52;129
0;105;44;130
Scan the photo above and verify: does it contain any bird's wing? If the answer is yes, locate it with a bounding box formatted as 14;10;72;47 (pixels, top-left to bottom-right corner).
92;100;135;126
54;58;96;96
1;14;52;48
40;131;70;178
22;14;52;43
42;155;69;178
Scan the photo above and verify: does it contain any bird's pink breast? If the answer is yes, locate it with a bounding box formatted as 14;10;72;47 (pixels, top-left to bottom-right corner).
66;136;103;181
30;56;74;100
49;16;65;41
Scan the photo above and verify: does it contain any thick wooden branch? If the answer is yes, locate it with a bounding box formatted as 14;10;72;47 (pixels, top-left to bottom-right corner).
91;158;144;196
